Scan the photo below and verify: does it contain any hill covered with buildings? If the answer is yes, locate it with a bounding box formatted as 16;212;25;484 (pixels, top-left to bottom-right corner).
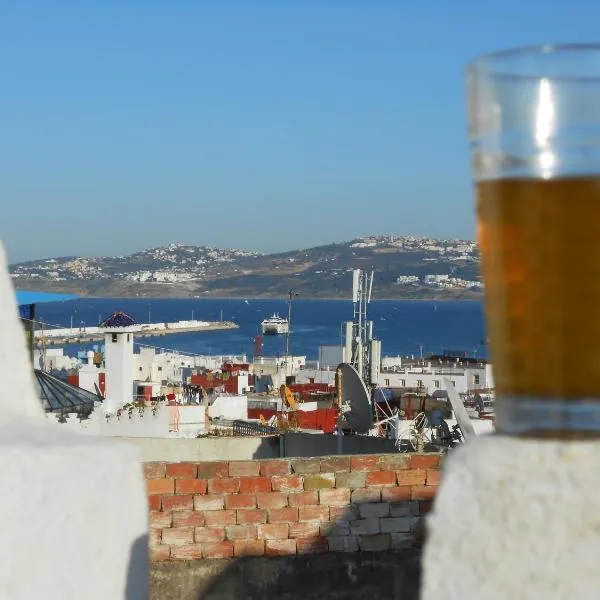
10;235;482;299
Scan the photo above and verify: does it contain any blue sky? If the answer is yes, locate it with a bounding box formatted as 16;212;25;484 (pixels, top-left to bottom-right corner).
1;1;598;262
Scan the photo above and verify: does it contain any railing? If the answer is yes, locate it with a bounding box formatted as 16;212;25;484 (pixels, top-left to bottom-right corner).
233;420;277;436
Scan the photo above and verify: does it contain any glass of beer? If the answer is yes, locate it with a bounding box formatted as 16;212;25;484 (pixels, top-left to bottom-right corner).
468;44;600;437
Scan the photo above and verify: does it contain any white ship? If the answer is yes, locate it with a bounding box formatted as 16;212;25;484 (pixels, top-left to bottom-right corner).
261;314;289;336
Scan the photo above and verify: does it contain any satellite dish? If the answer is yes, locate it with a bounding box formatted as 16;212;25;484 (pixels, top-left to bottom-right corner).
443;377;476;440
279;384;297;411
337;363;373;434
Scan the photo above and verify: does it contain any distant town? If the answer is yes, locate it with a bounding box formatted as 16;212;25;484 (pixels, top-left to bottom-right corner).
10;235;482;299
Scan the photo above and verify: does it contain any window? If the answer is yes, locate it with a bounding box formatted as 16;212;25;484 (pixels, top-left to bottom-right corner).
158;366;163;372
434;380;440;388
111;333;118;343
309;378;315;384
417;379;423;388
127;334;130;342
452;381;456;387
474;374;480;385
384;379;390;386
139;367;143;372
401;379;406;387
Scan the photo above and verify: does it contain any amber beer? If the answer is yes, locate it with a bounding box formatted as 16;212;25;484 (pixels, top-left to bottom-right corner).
477;177;600;401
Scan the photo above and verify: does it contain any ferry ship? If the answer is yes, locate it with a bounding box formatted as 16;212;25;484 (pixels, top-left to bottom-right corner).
260;314;289;336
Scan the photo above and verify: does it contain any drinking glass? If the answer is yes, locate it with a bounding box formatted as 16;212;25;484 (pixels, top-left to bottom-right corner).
468;44;600;437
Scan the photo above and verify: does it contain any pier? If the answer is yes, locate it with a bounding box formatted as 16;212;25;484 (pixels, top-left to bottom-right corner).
34;320;239;346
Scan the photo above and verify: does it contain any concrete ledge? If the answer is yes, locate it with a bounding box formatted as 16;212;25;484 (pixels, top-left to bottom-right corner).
125;433;398;462
150;551;422;600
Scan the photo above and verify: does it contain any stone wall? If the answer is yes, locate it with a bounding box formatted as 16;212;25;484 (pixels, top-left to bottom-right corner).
145;453;441;561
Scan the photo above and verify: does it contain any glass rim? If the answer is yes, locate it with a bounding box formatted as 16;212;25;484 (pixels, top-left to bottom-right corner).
467;43;600;82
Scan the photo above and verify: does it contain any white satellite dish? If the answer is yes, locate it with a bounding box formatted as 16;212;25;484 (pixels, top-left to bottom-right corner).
338;362;373;434
443;377;476;440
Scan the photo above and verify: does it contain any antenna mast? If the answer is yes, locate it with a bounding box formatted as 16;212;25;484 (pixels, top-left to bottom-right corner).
349;269;375;384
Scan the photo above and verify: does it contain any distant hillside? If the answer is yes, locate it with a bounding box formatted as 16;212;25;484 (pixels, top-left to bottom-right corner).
10;235;483;300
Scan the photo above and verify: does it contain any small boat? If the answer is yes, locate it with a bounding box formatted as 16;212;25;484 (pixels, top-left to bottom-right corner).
261;314;289;336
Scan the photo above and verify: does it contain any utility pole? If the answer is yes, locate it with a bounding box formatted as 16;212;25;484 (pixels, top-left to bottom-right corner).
285;289;298;357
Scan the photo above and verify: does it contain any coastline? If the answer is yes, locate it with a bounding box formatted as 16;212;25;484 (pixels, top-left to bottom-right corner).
15;287;484;303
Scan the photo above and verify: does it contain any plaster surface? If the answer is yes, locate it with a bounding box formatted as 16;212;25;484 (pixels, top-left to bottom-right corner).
422;434;600;599
0;243;148;599
0;245;44;420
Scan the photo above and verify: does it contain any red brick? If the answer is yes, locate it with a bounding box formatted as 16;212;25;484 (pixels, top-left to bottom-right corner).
320;456;350;472
297;537;328;554
289;522;320;539
171;544;203;560
330;506;358;522
265;539;297;556
319;489;351;507
194;495;225;511
291;458;321;474
271;475;304;492
201;541;234;559
150;511;172;529
208;477;240;494
166;463;197;478
237;509;267;525
412;486;437;501
203;510;236;526
149;528;162;547
172;511;206;527
259;460;291;477
351;488;381;503
410;454;441;470
225;494;257;509
148;495;161;511
162;526;194;546
144;462;166;479
397;470;426;486
147;478;174;495
257;523;289;540
426;470;441;486
381;454;411;471
225;525;257;540
196;461;229;479
239;476;271;494
299;505;329;522
194;526;225;542
382;487;412;502
288;491;319;507
234;539;265;557
162;495;193;512
268;507;299;523
419;500;434;514
351;456;382;472
176;479;208;495
150;545;170;561
367;470;397;487
229;461;260;477
257;492;288;509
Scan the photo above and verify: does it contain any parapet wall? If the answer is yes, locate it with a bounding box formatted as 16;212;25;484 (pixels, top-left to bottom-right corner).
145;453;441;561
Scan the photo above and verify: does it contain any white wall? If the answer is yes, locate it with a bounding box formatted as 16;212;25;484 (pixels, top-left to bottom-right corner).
208;395;248;420
296;368;336;386
378;364;490;394
104;330;134;412
79;364;102;394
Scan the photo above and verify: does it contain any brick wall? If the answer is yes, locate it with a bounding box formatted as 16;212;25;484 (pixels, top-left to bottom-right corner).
145;453;441;561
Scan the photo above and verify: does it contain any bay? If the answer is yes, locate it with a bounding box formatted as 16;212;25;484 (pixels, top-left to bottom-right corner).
32;297;488;360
